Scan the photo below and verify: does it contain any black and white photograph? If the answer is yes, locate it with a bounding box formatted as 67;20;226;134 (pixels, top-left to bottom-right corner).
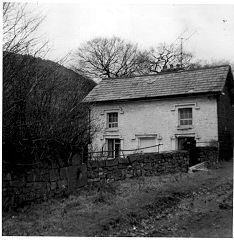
2;0;234;237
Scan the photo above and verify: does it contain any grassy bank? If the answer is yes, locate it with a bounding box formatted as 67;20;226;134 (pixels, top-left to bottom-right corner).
3;161;233;237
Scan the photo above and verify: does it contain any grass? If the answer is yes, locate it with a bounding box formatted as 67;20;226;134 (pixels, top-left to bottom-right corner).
2;161;233;236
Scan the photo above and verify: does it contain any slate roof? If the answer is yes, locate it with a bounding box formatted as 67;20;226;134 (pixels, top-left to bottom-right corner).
84;65;231;103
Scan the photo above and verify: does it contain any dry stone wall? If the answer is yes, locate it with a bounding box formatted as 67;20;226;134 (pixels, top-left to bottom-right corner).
3;147;219;211
2;154;87;211
87;151;189;185
196;146;219;167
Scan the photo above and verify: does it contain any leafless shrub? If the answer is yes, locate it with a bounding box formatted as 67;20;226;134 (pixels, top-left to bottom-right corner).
3;3;97;170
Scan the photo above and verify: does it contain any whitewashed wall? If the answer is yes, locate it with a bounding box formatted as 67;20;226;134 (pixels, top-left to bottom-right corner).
90;95;218;154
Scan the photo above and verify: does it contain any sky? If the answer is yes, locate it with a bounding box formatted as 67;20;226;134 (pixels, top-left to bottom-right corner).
30;2;234;65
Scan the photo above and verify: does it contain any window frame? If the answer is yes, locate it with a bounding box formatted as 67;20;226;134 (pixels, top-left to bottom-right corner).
107;138;121;158
178;108;193;127
107;112;118;129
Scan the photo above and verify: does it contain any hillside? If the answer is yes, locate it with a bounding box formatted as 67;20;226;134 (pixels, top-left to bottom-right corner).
3;52;96;167
3;52;97;99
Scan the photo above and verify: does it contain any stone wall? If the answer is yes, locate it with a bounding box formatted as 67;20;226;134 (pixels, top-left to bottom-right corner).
2;154;87;211
196;146;219;167
87;151;189;185
3;147;219;210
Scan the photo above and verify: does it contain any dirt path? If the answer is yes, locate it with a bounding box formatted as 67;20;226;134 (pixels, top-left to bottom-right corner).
105;179;232;237
97;161;233;237
2;160;233;237
99;161;233;237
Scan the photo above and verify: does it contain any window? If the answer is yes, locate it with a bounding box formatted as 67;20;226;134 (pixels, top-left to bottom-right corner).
107;112;118;128
107;139;121;158
139;137;157;153
179;108;192;126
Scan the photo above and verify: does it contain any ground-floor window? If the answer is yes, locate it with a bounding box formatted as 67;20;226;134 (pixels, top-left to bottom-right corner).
107;138;121;158
139;137;157;153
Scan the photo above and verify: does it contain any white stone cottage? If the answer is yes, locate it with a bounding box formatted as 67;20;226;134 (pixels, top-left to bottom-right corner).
84;65;234;160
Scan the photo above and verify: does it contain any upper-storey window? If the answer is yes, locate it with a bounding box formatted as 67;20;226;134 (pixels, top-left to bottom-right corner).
179;108;192;126
107;112;118;128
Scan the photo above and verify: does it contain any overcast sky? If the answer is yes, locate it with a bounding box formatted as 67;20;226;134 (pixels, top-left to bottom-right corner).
35;2;234;65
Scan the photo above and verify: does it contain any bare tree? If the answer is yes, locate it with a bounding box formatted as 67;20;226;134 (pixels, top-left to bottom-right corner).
72;38;194;79
3;2;48;56
71;36;143;79
3;54;96;169
138;43;193;74
3;2;48;129
3;3;96;169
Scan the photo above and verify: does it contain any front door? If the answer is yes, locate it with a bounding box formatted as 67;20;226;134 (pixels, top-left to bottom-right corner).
178;137;197;166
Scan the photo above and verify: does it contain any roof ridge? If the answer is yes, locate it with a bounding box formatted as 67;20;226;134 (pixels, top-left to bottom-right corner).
101;64;230;81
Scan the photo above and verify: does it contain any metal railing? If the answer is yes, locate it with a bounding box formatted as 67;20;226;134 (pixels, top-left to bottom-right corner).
88;143;163;161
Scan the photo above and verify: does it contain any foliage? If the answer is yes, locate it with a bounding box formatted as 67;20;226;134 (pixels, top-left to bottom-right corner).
3;3;97;169
3;53;96;168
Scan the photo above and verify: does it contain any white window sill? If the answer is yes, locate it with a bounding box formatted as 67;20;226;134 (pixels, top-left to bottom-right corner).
105;128;119;132
177;125;194;130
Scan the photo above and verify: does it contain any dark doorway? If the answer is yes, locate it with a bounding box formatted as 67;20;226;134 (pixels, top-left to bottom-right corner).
178;137;197;166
